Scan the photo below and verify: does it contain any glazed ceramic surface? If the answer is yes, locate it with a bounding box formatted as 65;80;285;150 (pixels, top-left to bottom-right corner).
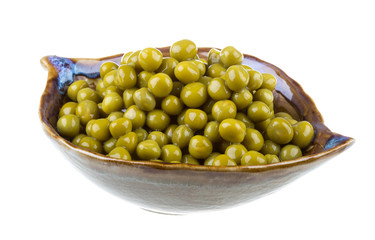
39;47;354;214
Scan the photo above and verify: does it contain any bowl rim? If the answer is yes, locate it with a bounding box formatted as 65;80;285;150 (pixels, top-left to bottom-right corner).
39;47;354;173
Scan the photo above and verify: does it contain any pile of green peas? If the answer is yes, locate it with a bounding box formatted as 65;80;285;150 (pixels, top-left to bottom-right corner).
56;39;315;166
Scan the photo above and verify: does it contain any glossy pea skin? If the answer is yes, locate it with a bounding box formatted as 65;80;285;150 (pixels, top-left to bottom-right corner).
203;152;220;166
148;73;173;98
59;102;77;117
109;117;132;139
57;114;80;139
280;144;302;161
188;135;213;159
146;110;170;131
207;48;221;65
77;88;102;103
157;57;179;78
133;88;156;112
206;63;226;78
260;140;281;155
266;117;294;145
242;128;264;151
116;132;138;154
235;112;254;128
102;70;118;88
126;50;143;72
247;101;271;122
100;61;119;79
211;100;237;122
218;118;246;143
170;39;197;62
174;61;200;84
107;147;132;160
184;109;207;130
207;78;232;101
122;88;137;108
90;118;111;141
134;128;148;143
225;144;247;165
231;88;253;110
212;154;237;166
261;73;277;91
161;144;182;163
78;136;103;154
138;47;163;72
180;82;207;108
204;121;222;143
224;65;249;92
253;88;274;106
181;154;200;165
121;51;133;65
241;151;267;165
172;125;194;148
107;111;124;122
265;154;280;164
291;121;314;148
75;100;100;126
161;95;183;116
247;70;264;91
164;124;178;143
67;80;89;102
192;60;206;76
137;71;153;88
101;92;124;114
103;137;117;154
147;131;169;148
123;105;146;129
72;134;87;146
115;65;137;90
220;46;243;67
136;140;161;160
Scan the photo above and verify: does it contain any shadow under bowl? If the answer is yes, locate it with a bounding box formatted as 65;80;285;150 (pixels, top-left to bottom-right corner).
39;47;354;214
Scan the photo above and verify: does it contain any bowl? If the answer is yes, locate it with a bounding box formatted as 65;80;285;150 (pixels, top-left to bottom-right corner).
39;47;354;214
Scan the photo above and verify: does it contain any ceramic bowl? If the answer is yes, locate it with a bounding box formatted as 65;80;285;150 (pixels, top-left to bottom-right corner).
39;47;354;214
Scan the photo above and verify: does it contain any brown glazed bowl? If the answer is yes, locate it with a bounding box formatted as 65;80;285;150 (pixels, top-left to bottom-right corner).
39;47;354;214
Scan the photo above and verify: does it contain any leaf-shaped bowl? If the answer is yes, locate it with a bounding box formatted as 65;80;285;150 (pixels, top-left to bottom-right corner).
39;47;354;214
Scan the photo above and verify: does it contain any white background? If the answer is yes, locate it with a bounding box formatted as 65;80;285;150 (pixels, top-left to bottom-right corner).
1;0;374;239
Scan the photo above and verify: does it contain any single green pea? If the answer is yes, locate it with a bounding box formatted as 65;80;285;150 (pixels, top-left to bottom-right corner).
224;65;249;92
157;57;179;78
218;118;246;143
207;77;232;101
122;88;137;108
107;147;132;161
170;39;197;62
241;151;267;165
204;121;222;143
115;65;137;90
184;109;207;130
231;88;253;110
125;50;143;72
242;128;264;151
207;48;221;65
247;101;271;122
116;132;138;154
96;80;107;98
235;112;255;128
102;70;118;88
280;144;302;161
137;71;154;88
101;92;124;115
147;131;169;148
211;100;237;122
90;118;111;141
103;137;117;154
206;63;226;78
123;105;146;129
138;47;163;72
161;95;184;116
265;154;280;164
67;80;89;102
192;60;206;76
172;124;194;148
106;111;124;122
188;135;213;159
78;136;103;154
100;61;119;79
136;140;161;160
121;51;133;65
247;70;263;91
72;134;87;146
148;73;173;98
75;100;100;126
146;110;170;131
220;46;243;67
291;121;314;148
161;144;182;163
212;154;237;166
134;128;148;143
261;73;277;90
133;88;156;112
266;117;294;145
174;61;201;84
260;140;281;156
77;88;102;103
180;82;207;108
181;154;200;165
109;117;132;139
274;112;294;120
57;114;80;139
59;102;77;117
225;144;247;165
